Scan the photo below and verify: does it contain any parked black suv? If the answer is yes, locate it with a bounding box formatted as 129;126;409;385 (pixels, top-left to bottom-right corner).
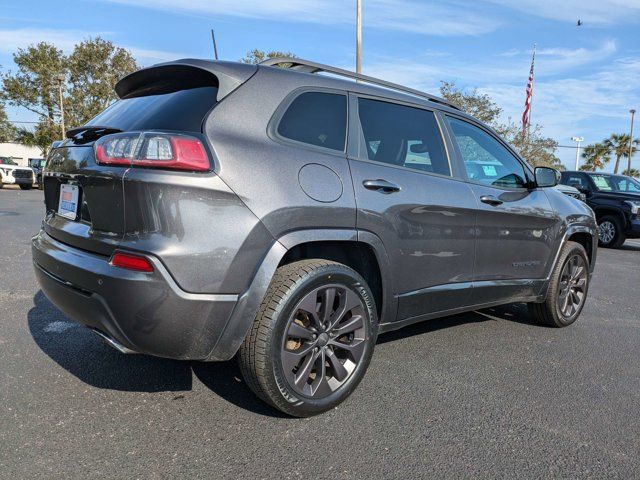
33;58;598;416
560;171;640;248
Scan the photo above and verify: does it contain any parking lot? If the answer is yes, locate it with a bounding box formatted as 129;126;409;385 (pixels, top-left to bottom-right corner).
1;186;640;479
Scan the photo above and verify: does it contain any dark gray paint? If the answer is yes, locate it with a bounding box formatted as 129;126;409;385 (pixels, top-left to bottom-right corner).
32;59;598;361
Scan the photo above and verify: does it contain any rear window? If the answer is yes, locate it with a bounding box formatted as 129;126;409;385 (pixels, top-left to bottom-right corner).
86;86;218;133
277;92;347;151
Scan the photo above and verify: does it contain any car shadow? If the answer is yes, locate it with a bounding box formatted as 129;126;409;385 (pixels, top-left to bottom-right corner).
28;290;538;417
28;290;285;416
376;302;539;344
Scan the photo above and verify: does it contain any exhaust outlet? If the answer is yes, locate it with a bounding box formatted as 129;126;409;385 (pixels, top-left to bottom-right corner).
90;328;136;354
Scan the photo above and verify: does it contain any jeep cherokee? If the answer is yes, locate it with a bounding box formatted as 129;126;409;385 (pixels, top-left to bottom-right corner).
32;58;598;416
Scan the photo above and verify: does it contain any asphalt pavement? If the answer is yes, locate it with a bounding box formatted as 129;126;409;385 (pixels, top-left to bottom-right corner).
1;186;639;479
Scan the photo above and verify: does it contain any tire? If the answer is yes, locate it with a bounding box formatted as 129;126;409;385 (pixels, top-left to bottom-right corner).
528;241;590;327
19;184;32;190
239;259;377;417
597;215;625;248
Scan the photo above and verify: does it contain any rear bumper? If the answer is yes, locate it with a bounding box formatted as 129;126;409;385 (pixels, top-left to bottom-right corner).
32;230;238;360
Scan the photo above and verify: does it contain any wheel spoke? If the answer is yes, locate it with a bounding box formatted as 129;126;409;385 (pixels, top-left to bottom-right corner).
572;266;584;280
329;289;362;330
329;338;365;361
325;348;349;382
297;292;323;329
287;321;315;340
574;278;587;290
294;349;319;388
322;287;337;325
281;343;315;372
310;349;327;395
332;315;364;337
561;290;571;315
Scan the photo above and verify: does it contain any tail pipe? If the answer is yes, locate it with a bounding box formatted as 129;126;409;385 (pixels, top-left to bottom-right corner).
90;328;137;354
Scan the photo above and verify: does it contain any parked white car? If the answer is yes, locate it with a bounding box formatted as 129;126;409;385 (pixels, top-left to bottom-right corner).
0;157;35;190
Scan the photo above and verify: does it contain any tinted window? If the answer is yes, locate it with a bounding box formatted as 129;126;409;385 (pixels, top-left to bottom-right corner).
277;92;347;151
563;173;588;188
357;98;450;176
446;116;527;188
87;86;218;132
590;174;640;192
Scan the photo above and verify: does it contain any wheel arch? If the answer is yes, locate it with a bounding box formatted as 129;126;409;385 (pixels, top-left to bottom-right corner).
206;229;395;361
592;205;627;224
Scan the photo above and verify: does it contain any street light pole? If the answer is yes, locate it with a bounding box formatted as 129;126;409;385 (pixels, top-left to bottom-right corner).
356;0;362;75
56;74;65;140
628;109;636;175
571;136;584;170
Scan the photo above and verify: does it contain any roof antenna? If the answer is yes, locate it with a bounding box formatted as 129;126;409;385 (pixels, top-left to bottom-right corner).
211;29;219;60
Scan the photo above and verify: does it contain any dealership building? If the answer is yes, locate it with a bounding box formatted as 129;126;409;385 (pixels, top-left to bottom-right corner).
0;143;43;166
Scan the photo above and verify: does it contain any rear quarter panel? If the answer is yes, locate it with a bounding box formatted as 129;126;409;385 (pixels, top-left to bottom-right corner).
203;67;357;238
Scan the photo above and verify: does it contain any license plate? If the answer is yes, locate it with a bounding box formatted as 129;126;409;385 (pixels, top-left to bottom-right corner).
57;184;79;220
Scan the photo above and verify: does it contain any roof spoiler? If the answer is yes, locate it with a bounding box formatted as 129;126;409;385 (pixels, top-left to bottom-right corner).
115;59;257;101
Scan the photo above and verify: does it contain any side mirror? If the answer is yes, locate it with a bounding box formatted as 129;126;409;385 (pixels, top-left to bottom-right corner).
574;185;591;195
535;167;560;188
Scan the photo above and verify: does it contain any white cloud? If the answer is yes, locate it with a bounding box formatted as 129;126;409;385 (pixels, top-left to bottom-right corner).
0;28;186;65
102;0;500;36
0;28;86;54
363;42;639;168
486;0;640;25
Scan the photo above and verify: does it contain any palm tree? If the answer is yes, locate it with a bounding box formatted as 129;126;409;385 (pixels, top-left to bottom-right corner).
622;168;640;178
604;133;639;174
580;142;611;171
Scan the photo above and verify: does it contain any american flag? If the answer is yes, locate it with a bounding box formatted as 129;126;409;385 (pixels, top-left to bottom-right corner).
522;45;536;138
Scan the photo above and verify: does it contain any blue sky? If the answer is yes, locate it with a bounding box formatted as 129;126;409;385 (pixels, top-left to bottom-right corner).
1;0;639;170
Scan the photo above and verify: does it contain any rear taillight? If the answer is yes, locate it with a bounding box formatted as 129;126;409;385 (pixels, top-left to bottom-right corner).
110;252;154;272
95;132;210;171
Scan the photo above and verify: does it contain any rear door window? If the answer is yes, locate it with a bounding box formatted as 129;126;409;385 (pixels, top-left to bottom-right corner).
356;98;451;176
277;92;347;151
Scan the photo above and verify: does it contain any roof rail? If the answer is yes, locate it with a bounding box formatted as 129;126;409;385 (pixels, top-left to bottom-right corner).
260;57;459;110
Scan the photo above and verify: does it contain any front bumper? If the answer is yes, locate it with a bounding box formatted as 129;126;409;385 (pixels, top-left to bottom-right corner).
626;216;640;238
32;230;238;360
2;176;33;185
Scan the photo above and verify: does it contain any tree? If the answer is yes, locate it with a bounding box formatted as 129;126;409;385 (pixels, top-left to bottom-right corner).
240;49;297;67
439;81;501;125
439;82;562;168
622;168;640;178
1;37;138;156
604;133;639;174
579;143;611;171
0;102;16;142
67;37;138;125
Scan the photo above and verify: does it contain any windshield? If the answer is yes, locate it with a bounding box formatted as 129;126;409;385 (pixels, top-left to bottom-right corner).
590;174;640;193
0;157;18;166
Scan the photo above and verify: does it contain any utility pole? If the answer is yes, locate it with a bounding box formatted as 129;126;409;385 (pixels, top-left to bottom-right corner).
571;136;584;170
56;74;65;139
356;0;362;74
629;109;636;174
211;29;219;60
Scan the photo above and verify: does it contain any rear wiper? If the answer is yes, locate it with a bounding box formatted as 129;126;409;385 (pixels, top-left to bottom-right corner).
66;126;123;144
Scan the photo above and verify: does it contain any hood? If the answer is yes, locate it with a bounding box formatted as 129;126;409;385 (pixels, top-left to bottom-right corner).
0;164;33;171
597;190;640;202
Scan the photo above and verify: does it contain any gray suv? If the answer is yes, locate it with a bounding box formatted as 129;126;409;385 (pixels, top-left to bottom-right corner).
32;58;598;416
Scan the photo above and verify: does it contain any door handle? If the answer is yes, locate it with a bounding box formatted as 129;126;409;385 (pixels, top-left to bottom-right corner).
363;179;400;193
480;195;503;206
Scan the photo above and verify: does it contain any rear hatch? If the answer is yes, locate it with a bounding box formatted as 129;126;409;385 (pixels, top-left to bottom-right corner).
42;60;256;255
